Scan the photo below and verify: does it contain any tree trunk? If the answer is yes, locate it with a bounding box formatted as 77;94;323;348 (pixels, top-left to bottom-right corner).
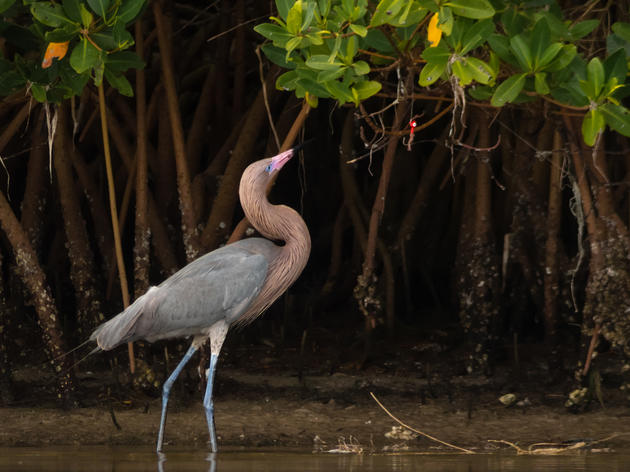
20;110;48;255
186;64;215;179
231;0;246;124
396;126;451;314
154;1;201;261
0;250;13;404
563;116;608;394
582;137;630;374
134;18;151;300
396;125;450;246
362;91;410;276
153;94;177;219
338;111;396;354
211;2;230;145
0;102;30;152
103;98;179;277
504;115;547;324
0;192;76;405
68;145;115;275
543;129;564;344
355;77;411;347
319;204;348;305
457;110;500;374
53;104;104;336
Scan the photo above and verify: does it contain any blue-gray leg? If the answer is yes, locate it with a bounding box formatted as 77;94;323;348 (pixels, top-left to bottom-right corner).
203;353;220;452
156;343;198;452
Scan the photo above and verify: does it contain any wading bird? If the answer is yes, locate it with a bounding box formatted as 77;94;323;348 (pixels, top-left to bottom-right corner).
90;147;310;452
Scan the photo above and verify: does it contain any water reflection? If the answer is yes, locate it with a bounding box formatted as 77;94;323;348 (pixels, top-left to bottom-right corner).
1;447;630;471
157;451;216;472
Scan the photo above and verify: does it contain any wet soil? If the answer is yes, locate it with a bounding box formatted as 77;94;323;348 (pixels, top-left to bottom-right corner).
2;343;630;452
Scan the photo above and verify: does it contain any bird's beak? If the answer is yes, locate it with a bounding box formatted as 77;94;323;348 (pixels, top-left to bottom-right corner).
269;148;296;172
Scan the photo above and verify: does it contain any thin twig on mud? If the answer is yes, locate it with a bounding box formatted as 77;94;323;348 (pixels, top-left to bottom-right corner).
488;433;629;455
108;393;122;431
109;405;122;431
370;392;475;454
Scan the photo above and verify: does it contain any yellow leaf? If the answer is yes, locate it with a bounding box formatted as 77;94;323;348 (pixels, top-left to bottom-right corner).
304;92;318;108
42;41;70;69
427;13;442;48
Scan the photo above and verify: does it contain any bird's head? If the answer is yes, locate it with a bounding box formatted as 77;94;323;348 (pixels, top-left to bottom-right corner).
263;148;295;175
240;147;297;203
242;140;311;197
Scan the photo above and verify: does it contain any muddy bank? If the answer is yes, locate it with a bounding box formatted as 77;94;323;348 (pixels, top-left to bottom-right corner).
2;368;630;452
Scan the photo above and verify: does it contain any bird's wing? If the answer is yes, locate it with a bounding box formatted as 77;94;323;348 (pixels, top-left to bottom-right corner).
92;244;270;349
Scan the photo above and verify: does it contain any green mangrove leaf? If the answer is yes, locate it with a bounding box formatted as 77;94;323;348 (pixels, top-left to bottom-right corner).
465;57;494;85
30;2;74;28
569;19;598;40
254;23;293;46
600;103;630;137
586;57;604;98
418;61;446;86
491;72;526;107
353;80;382;100
581;108;604;146
510;34;532;71
104;68;132;96
61;0;81;23
69;37;99;73
286;0;302;35
534;72;549;95
370;0;405;27
531;19;550;70
349;23;367;37
86;0;110;19
444;0;494;19
106;50;144;73
118;0;146;24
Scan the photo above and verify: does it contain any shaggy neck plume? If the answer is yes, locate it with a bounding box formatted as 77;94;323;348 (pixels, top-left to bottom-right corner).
237;159;311;323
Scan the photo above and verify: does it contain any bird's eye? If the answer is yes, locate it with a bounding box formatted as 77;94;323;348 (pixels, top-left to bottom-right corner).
265;163;273;173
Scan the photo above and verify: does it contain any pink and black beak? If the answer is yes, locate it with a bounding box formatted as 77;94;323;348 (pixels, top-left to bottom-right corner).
266;139;313;174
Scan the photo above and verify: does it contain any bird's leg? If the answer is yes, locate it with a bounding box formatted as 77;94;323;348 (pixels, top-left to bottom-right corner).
203;320;229;452
156;343;198;452
204;352;220;452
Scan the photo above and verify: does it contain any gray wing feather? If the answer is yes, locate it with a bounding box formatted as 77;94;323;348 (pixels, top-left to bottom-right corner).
90;287;156;350
91;244;269;350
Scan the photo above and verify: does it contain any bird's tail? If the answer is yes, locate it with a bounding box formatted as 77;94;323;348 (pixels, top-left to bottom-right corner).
46;337;93;364
49;339;102;386
89;291;148;350
41;340;102;384
70;345;102;369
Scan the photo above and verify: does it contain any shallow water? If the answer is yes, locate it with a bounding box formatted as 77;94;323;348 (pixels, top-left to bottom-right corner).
1;447;629;472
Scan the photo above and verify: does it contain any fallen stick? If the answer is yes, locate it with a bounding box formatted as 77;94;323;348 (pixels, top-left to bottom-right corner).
370;392;475;454
489;433;629;455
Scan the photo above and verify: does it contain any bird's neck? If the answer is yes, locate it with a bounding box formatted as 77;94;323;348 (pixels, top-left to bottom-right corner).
237;192;311;324
260;201;308;244
240;182;309;250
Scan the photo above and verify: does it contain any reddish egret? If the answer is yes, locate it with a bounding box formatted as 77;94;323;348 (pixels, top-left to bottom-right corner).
90;147;310;452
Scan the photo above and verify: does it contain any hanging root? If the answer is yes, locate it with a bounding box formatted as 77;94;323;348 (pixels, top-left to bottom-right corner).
567;172;586;312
